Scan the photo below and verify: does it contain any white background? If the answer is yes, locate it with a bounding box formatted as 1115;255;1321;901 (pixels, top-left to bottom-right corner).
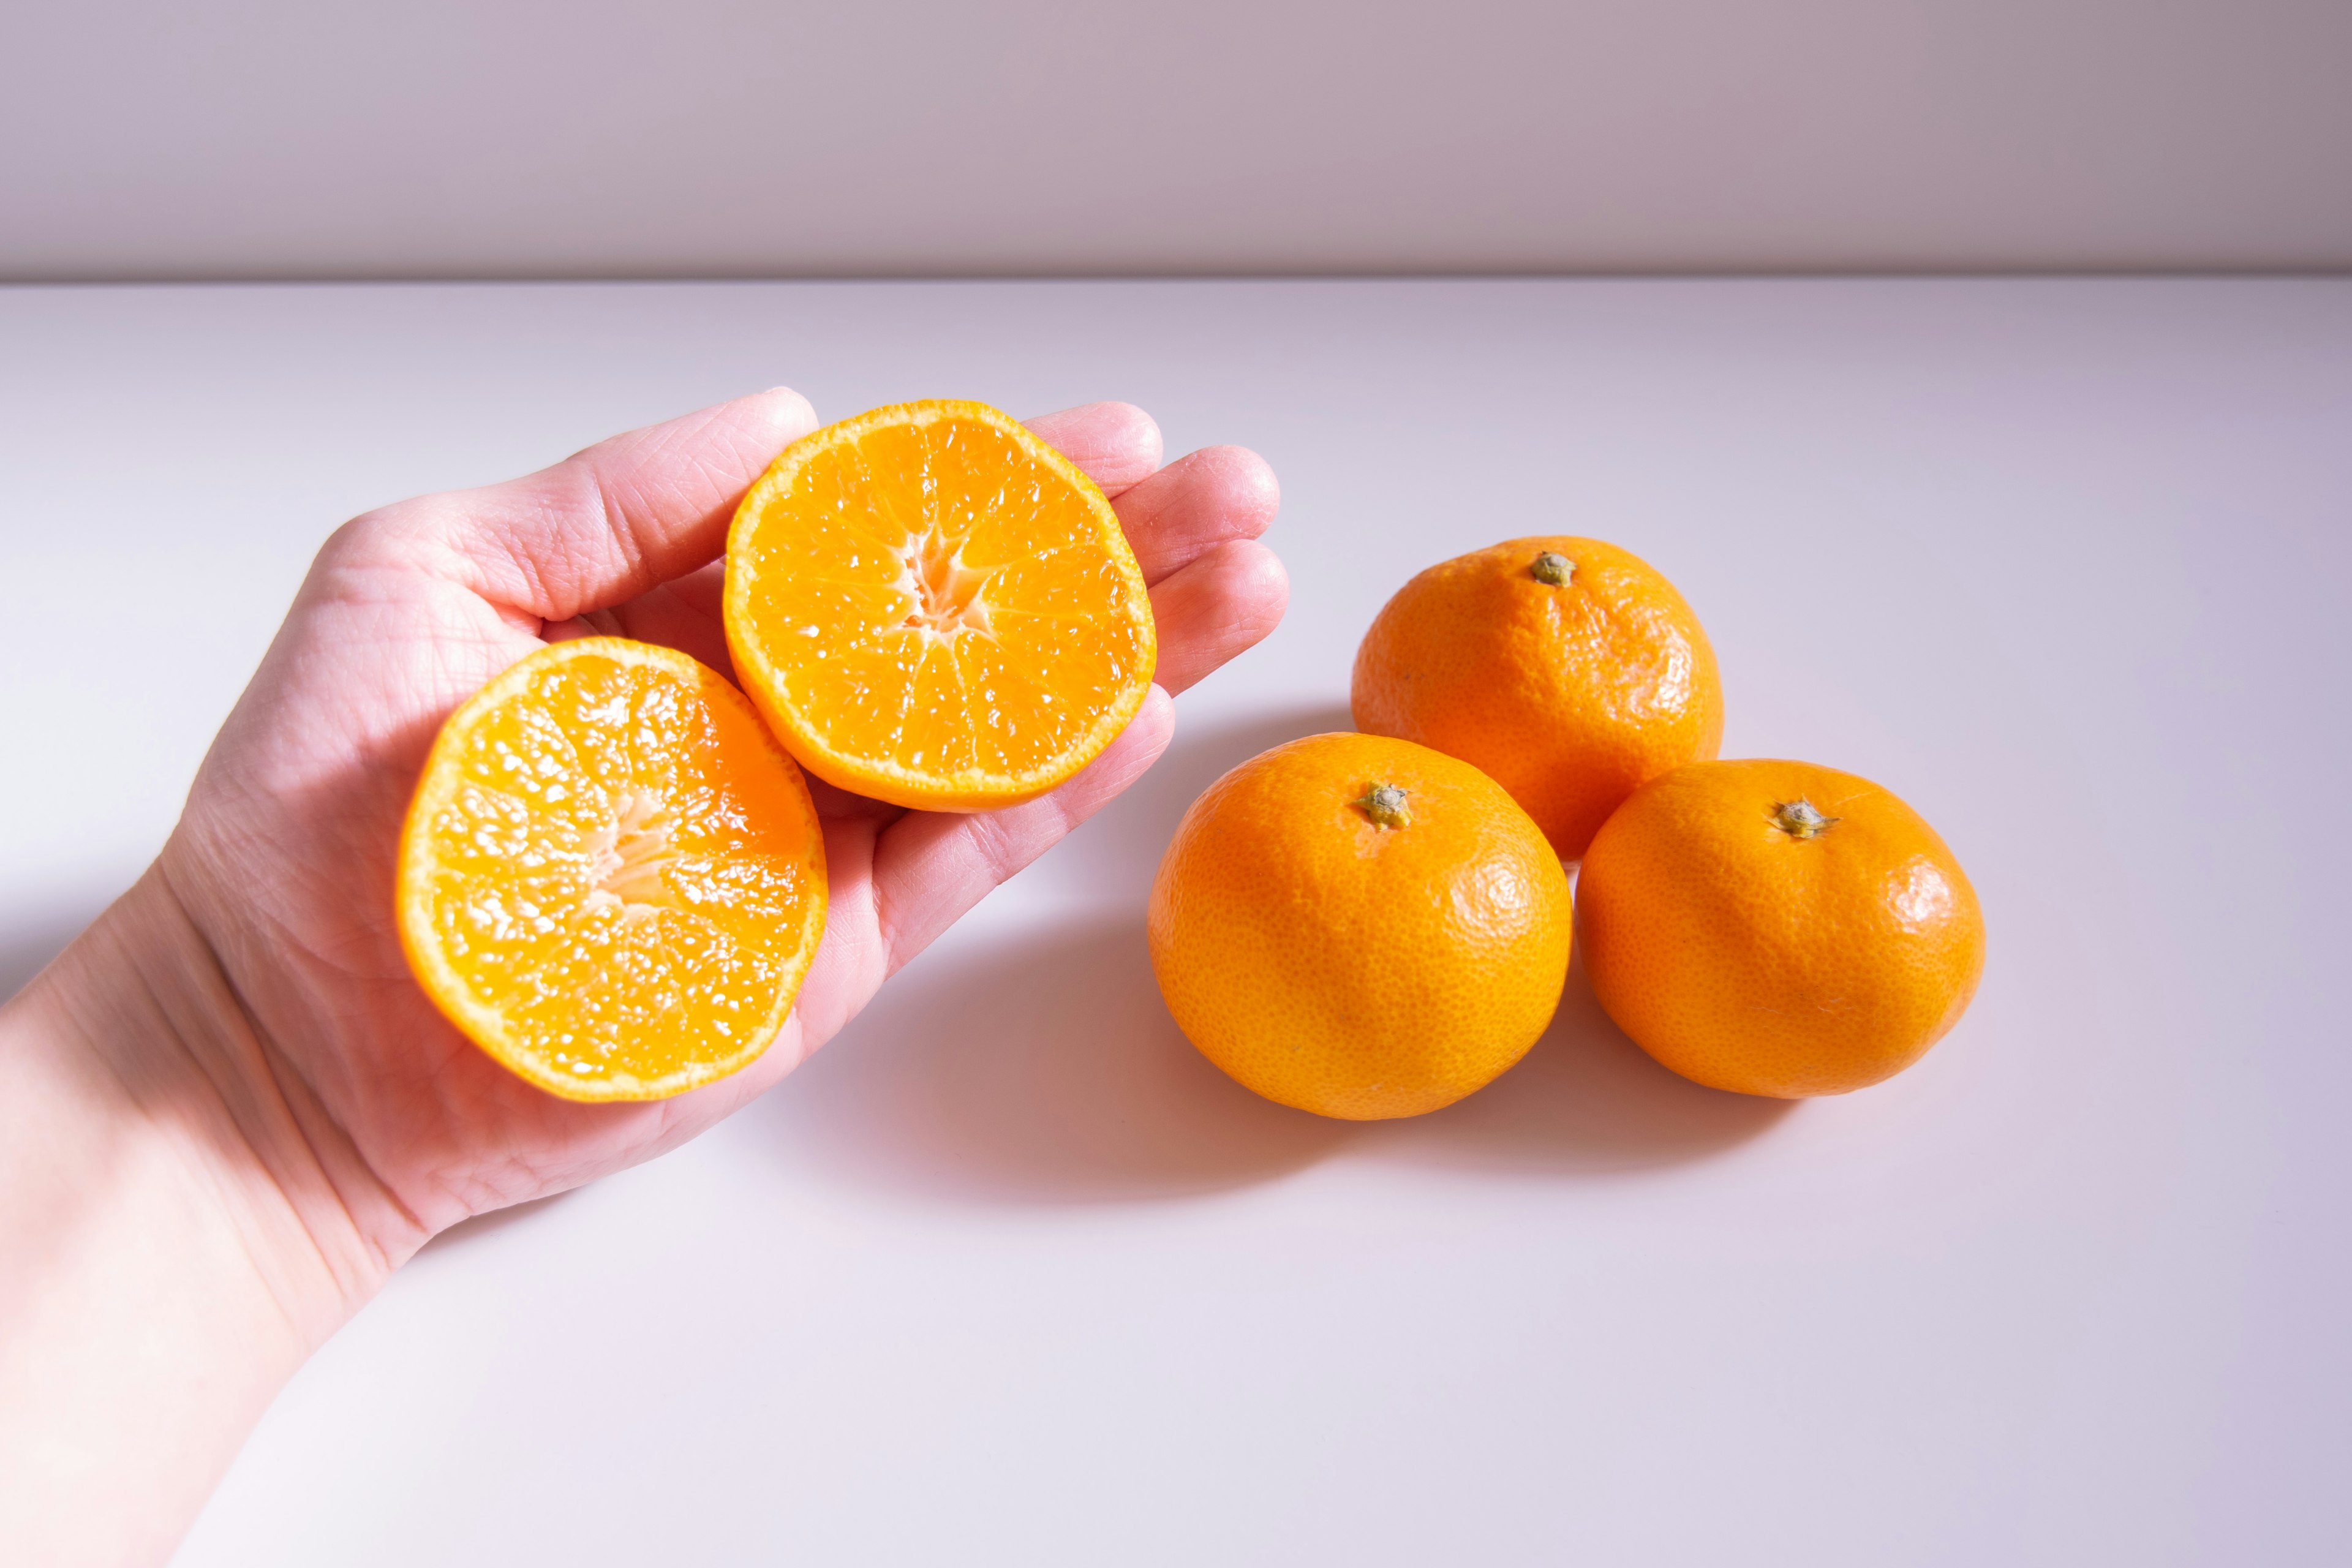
1;277;2345;1562
6;1;2352;278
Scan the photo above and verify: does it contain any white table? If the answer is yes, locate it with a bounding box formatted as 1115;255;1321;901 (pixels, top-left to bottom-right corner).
3;279;2345;1566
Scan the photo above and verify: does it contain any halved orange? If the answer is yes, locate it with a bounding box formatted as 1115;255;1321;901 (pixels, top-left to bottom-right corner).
396;637;827;1101
723;399;1157;811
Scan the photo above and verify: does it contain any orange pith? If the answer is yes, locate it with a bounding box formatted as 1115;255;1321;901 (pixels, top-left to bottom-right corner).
1577;758;1984;1098
396;638;827;1102
1148;733;1574;1121
723;400;1157;812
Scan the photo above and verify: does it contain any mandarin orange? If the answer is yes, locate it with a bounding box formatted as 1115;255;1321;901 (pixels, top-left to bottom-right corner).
396;637;827;1101
1351;536;1722;858
1148;732;1572;1120
724;399;1156;812
1577;758;1984;1098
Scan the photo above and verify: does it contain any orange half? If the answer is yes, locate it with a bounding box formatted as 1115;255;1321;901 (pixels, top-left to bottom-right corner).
723;399;1157;811
396;638;827;1101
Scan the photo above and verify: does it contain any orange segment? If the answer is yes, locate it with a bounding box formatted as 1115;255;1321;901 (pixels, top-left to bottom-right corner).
396;638;827;1102
723;399;1156;811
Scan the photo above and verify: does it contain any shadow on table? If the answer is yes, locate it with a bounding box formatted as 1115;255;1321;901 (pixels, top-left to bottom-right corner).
766;920;1789;1205
764;919;1353;1202
418;1192;576;1256
761;703;1793;1205
1359;944;1795;1177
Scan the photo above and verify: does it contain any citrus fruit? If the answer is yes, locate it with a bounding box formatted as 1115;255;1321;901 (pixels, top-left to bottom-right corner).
1578;758;1984;1098
723;399;1157;812
396;637;827;1101
1351;535;1722;858
1148;732;1572;1120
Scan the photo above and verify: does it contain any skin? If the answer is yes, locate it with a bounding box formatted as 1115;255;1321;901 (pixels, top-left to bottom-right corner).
0;390;1286;1567
1576;760;1983;1098
1148;733;1571;1120
1350;535;1722;859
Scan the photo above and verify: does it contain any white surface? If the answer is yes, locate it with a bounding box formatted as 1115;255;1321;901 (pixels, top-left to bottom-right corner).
7;2;2352;279
1;279;2347;1564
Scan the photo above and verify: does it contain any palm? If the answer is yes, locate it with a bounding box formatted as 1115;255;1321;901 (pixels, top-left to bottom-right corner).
157;393;1283;1262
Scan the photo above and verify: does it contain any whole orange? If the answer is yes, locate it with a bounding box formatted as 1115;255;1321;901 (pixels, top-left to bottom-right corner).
1578;759;1985;1098
1351;536;1722;858
1148;732;1572;1120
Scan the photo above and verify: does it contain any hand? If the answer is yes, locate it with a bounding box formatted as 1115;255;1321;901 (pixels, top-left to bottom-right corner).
7;388;1283;1564
74;388;1284;1305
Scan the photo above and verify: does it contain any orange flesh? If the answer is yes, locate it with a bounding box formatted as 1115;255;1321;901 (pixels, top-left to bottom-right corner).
397;638;826;1101
725;401;1155;810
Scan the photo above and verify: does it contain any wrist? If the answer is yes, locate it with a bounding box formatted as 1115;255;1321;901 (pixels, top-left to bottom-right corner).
22;863;412;1332
0;866;406;1564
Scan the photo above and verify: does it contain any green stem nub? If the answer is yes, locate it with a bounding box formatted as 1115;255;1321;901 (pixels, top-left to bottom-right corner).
1773;799;1839;839
1529;551;1575;586
1355;783;1412;829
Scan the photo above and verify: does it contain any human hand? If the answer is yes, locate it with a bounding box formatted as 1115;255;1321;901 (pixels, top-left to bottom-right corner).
2;389;1280;1563
118;389;1283;1306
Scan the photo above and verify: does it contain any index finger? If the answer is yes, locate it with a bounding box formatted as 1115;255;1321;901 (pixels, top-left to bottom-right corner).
417;386;818;622
1023;402;1165;497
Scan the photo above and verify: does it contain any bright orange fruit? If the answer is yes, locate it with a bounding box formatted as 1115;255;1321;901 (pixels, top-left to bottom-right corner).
1148;732;1573;1120
1351;536;1722;858
396;638;827;1101
1577;759;1985;1098
723;399;1157;812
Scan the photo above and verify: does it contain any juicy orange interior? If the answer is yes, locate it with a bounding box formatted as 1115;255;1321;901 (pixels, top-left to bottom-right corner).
726;402;1154;807
399;639;825;1100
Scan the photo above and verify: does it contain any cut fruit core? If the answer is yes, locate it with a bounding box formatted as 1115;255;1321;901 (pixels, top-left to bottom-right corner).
582;790;683;918
898;527;995;638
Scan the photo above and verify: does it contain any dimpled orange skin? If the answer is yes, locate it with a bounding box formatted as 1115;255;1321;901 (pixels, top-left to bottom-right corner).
1578;759;1985;1098
1148;732;1572;1120
1351;536;1723;859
